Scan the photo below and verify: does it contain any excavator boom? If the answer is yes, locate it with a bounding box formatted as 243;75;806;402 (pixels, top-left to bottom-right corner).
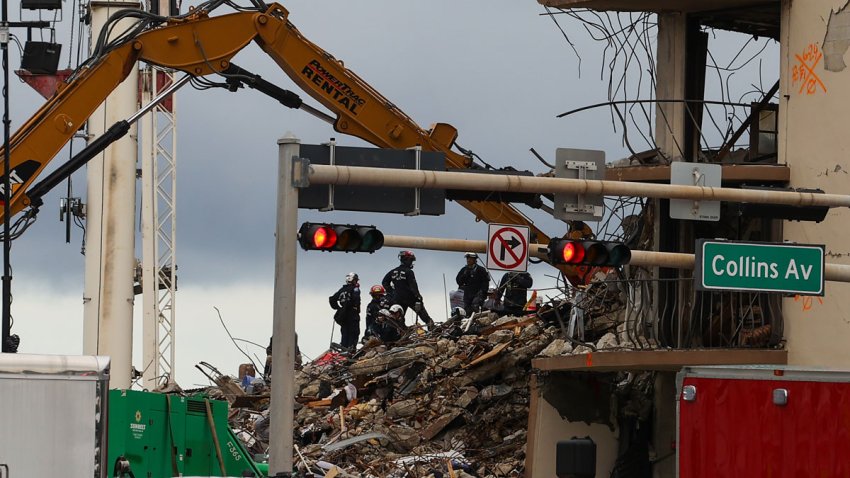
1;3;550;245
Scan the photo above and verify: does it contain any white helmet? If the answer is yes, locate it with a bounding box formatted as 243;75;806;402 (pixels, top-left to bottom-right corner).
464;252;478;260
389;304;404;315
345;272;359;284
453;306;466;317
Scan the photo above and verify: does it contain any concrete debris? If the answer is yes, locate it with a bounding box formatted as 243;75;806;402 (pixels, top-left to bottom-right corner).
596;332;619;350
540;339;571;357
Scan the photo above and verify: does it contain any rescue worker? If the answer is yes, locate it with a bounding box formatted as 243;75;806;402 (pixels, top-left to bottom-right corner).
482;287;502;312
375;304;406;344
382;250;435;328
497;271;534;316
456;252;490;315
263;334;302;382
329;272;361;350
364;284;390;339
239;363;256;390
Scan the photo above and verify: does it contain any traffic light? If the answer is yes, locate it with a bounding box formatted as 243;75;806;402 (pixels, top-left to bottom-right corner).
548;239;631;266
298;222;384;253
738;186;829;223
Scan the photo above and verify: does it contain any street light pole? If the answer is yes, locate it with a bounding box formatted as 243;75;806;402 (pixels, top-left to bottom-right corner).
270;133;299;476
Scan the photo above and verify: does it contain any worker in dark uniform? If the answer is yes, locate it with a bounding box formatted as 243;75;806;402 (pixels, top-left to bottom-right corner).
364;284;390;340
375;305;406;344
382;250;434;328
497;271;534;316
456;252;490;315
329;272;361;350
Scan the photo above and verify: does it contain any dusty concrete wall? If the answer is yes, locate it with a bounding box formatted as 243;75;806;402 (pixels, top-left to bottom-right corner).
779;0;850;367
527;395;618;477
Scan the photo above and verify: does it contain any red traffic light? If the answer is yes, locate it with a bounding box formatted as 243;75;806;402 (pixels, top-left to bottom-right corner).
298;222;384;253
312;226;337;249
561;241;585;264
299;223;338;250
548;239;630;267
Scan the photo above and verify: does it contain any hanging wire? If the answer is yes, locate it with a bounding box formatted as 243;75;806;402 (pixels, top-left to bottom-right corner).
539;8;783;352
7;35;23;57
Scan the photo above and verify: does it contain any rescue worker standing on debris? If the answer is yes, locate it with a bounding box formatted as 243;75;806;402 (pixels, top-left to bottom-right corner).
456;252;490;316
376;304;406;344
382;250;434;328
329;272;361;350
497;271;534;316
364;285;390;340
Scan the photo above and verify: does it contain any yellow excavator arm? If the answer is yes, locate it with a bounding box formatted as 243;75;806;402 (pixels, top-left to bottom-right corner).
1;3;551;245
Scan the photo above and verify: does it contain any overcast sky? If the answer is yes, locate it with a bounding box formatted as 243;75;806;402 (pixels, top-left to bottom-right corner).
6;0;777;387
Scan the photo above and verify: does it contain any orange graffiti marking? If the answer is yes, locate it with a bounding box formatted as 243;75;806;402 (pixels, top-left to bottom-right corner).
794;294;824;312
792;43;827;95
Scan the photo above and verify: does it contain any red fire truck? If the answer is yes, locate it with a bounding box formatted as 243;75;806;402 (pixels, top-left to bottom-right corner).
678;365;850;477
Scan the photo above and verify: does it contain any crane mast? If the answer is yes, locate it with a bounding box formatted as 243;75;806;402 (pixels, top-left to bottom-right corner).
140;65;178;387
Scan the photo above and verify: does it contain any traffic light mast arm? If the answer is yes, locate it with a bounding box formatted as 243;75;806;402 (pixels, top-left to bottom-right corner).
304;164;850;209
382;234;850;283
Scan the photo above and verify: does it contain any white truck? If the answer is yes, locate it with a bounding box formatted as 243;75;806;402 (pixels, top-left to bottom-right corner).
0;354;110;478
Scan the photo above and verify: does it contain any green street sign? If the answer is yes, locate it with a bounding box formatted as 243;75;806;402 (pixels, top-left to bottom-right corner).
695;240;825;296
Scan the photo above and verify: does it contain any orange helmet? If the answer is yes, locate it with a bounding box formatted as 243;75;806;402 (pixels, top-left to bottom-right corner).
370;285;386;296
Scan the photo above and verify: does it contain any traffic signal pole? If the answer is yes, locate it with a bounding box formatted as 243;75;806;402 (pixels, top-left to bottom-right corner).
382;234;850;283
303;164;850;209
270;133;298;477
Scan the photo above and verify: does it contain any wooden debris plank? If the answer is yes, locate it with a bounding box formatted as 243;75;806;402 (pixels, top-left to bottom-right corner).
306;399;332;408
420;409;462;441
464;342;509;368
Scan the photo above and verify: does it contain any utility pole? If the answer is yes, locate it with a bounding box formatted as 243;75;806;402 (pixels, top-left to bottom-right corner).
82;0;141;387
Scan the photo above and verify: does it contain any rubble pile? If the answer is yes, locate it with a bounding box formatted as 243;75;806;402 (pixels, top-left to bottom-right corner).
192;277;658;476
225;312;559;477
